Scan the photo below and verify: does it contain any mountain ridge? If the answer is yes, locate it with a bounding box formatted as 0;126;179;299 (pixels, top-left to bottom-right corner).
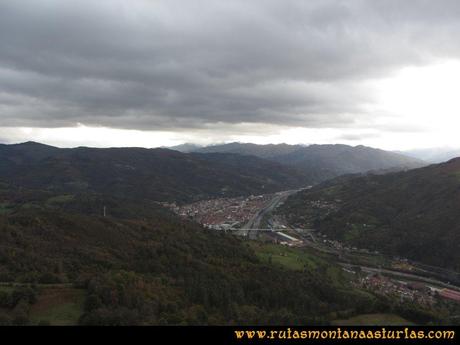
188;142;426;183
0;142;309;204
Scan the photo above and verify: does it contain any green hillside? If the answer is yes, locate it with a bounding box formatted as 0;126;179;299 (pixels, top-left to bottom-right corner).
0;142;308;204
0;188;380;325
280;158;460;271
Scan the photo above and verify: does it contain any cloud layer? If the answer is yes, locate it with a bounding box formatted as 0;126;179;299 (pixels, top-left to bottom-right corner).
1;0;460;133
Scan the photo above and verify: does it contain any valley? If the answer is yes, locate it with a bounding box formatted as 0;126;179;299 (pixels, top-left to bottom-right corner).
169;189;303;239
4;0;460;333
172;187;460;325
0;142;459;326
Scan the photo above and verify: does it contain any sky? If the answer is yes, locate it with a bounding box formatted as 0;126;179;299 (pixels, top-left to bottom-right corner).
1;0;460;150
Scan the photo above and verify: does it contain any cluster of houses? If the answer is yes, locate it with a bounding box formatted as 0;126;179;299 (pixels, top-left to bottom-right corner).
357;274;437;306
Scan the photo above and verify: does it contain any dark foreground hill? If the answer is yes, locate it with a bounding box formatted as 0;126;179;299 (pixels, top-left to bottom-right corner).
279;158;460;271
194;143;425;183
0;187;382;325
0;142;308;203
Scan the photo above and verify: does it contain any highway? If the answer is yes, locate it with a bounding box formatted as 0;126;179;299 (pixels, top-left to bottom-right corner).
233;187;460;294
241;189;299;239
340;263;460;292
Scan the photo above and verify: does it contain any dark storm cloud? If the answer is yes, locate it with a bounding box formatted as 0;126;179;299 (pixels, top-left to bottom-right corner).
1;0;460;130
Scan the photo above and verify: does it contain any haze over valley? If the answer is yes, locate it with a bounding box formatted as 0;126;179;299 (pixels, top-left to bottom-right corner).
1;0;460;329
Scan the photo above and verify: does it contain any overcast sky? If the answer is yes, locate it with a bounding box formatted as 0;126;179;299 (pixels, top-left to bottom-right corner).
1;0;460;150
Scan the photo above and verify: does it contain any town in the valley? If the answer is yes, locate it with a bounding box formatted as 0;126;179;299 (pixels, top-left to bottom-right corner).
164;190;460;311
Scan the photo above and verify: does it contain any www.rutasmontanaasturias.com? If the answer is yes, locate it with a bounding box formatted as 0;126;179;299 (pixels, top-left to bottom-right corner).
234;327;456;341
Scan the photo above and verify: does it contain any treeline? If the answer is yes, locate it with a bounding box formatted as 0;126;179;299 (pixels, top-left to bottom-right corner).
0;285;37;325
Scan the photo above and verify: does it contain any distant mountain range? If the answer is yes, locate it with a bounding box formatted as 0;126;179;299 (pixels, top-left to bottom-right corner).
0;142;425;204
279;158;460;271
172;142;426;183
0;142;308;203
398;147;460;163
195;142;302;158
166;143;202;153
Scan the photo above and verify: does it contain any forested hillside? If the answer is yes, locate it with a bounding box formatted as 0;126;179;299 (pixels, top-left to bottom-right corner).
279;158;460;270
0;186;377;325
0;142;308;204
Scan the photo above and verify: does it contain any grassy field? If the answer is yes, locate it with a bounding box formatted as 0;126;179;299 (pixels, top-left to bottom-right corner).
46;194;75;205
29;287;86;325
0;202;13;215
250;242;357;288
250;242;321;271
250;242;386;314
332;313;414;326
0;285;14;293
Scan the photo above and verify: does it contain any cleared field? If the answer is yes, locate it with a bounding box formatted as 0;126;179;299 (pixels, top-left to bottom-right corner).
0;202;13;214
251;243;320;271
332;313;414;326
29;287;86;325
0;285;14;293
250;242;357;290
46;194;75;205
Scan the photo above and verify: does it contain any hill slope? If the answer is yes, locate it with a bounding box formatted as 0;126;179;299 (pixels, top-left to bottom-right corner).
0;142;308;203
194;143;425;183
0;188;377;325
279;158;460;270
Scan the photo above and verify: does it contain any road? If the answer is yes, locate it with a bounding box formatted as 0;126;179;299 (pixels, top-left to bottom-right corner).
291;228;460;292
235;188;460;293
241;189;299;239
340;263;460;292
